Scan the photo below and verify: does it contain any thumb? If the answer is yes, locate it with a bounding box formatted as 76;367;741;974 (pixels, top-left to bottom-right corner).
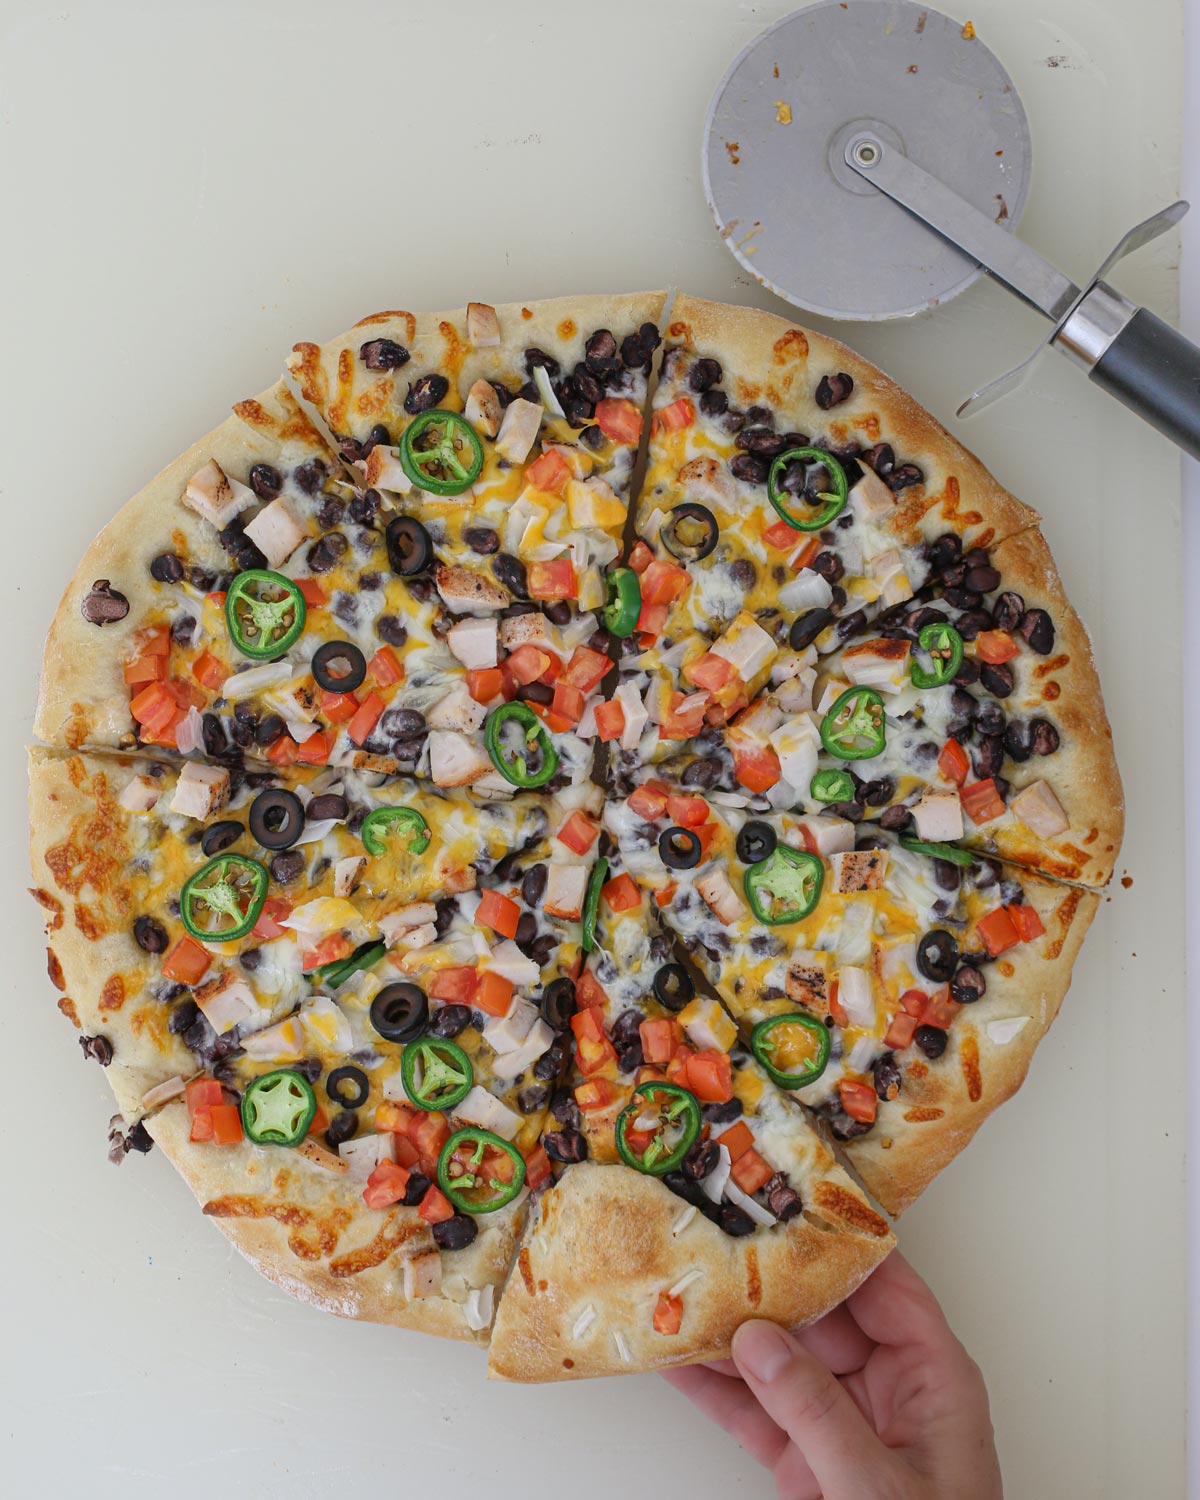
731;1320;895;1496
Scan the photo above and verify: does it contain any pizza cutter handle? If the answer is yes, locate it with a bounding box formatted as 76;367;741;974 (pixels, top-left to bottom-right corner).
1058;282;1200;461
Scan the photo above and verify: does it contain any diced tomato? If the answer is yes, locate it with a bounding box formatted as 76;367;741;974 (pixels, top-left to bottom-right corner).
252;897;292;941
828;978;848;1029
369;645;403;686
528;701;573;734
307;1106;329;1138
961;777;1006;825
525;447;571;495
302;933;353;972
654;396;695;432
595;397;643;444
204;591;227;610
190;651;229;691
187;1078;223;1115
734;745;782;794
375;1101;417;1135
209;1103;244;1144
467;666;503;704
593;699;626;743
920;986;961;1030
975;630;1020;664
716;1121;754;1161
570;1006;606;1046
505;644;552;686
537;651;563;685
665;1047;695;1088
363;1160;410;1210
409;1112;450;1172
1007;902;1045;942
692;822;719;861
574;1077;617;1112
294;577;327;607
557;810;599;855
522;1143;552;1190
884;1011;920;1050
551;681;586;726
124;651;168;686
684;652;734;693
730;1148;774;1195
318;689;360;723
666;793;709;828
899;988;928;1019
295;729;333;765
429;966;480;1002
627;540;654;575
938;738;971;786
660;691;711;741
475;969;516;1018
475;888;521;940
562;646;611;693
392;1134;420;1169
189;1107;214;1142
529;559;578;601
602;872;640;913
138;625;171;657
635;601;669;640
129;682;181;734
639;559;690;607
575;970;608;1011
977;906;1020;957
347;692;385;747
627;780;670;821
575;1033;617;1076
684;1050;734;1103
639;1018;680;1065
653;1291;683;1336
762;523;821;568
161;935;211;986
266;734;300;766
498;660;520;701
839;1080;878;1124
654;882;677;908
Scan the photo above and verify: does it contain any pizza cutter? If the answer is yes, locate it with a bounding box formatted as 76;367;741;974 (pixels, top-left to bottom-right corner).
702;0;1200;460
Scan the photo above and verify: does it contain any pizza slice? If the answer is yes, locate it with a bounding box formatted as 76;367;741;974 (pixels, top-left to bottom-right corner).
605;776;1098;1214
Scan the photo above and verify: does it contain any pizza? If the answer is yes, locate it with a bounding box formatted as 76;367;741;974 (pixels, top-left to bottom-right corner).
29;291;1121;1379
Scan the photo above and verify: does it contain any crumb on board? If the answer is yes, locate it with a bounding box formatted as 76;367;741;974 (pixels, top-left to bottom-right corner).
773;101;793;125
962;20;976;39
725;140;740;165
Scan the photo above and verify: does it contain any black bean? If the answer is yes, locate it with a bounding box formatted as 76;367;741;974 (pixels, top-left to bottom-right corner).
80;579;129;625
293;458;326;495
517;1082;553;1115
403;373;449;413
701;1097;743;1127
307;793;348;823
149;552;185;585
979;661;1015;698
925;533;962;573
682;1139;721;1181
812;550;844;583
972;736;1005;780
729;559;758;591
1004;721;1033;761
533;1040;567;1082
375;615;410;649
492;552;528;598
429;1004;472;1039
244;462;281;500
887;463;924;492
432;1214;478;1252
815;372;853;409
955;609;994;642
401;1172;432;1207
737;425;786;458
858;776;895;807
166;997;198;1035
917;929;959;983
518;862;548;909
698;388;728;418
951;965;987;1004
879;805;912;831
863;441;895;477
873;1052;902;1101
269;850;305;884
662;1171;713;1212
579;328;618;377
79;1033;113;1066
1030;718;1060;755
1018;608;1055;654
685;357;721;393
953;657;981;687
379;706;426;739
931;858;962;894
766;1176;803;1221
836;608;867;640
825;800;863;823
729;453;769;484
360;337;410;370
252;713;284;747
348;490;380;526
681;757;721;790
719;1204;757;1237
543;1128;587;1163
975;700;1006;738
133;915;168;954
324;1110;358;1149
913;1025;948;1060
963;564;1000;594
992;591;1025;632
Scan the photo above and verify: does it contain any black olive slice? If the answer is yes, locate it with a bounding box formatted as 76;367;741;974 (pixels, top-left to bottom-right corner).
249;788;306;850
311;640;366;693
735;820;777;865
386;516;433;576
540;977;576;1031
652;963;695;1012
370;983;429;1043
201;820;243;857
326;1065;369;1110
917;929;960;984
660;503;719;562
659;826;703;870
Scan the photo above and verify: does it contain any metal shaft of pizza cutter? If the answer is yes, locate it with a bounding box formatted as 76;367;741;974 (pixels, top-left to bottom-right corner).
844;132;1200;461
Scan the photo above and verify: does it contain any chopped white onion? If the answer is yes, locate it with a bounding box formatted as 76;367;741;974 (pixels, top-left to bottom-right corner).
701;1144;732;1203
667;1268;705;1298
174;707;204;754
533;363;565;418
572;1305;597;1339
612;1330;632;1364
286;717;320;744
723;1181;776;1228
846;1035;879;1073
671;1205;697;1237
464;1285;494;1332
222;660;294;697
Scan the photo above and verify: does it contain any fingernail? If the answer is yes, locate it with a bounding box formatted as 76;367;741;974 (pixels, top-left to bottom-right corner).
733;1321;792;1382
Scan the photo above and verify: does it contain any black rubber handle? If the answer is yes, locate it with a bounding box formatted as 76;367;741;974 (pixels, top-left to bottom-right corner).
1090;306;1200;461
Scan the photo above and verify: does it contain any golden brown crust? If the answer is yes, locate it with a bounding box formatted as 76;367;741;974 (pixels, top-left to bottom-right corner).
842;872;1099;1214
487;1163;893;1382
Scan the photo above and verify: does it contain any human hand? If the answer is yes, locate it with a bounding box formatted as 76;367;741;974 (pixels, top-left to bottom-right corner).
662;1250;1002;1499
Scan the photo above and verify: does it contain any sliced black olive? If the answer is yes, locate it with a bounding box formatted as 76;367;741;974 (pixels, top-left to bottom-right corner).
540;977;576;1032
789;608;834;651
660;503;719;563
386;516;433;576
249;789;305;850
311;640;367;694
917;929;960;984
735;820;777;865
370;983;429;1043
653;963;695;1012
326;1065;369;1110
659;826;703;870
200;820;243;857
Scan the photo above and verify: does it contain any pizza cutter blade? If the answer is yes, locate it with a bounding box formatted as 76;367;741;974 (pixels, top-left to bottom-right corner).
703;0;1200;460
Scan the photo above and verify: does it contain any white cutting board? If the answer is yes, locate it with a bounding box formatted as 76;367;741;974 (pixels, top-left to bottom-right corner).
0;1;1185;1495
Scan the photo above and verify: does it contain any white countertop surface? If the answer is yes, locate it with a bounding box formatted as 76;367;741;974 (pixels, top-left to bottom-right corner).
1;1;1190;1495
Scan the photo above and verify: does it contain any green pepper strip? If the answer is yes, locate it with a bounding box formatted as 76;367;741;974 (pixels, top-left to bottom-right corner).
581;857;609;954
312;941;387;990
361;806;431;858
910;623;964;689
819;686;887;761
615;1083;702;1176
436;1128;526;1214
766;447;849;531
180;855;269;942
398;409;484;496
899;836;975;868
810;768;855;804
401;1037;474;1112
744;845;825;925
603;567;642;638
751;1012;832;1089
225;570;307;660
484;702;560;788
240;1069;317;1147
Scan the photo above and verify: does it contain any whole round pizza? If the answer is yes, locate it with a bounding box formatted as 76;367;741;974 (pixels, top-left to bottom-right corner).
29;292;1122;1380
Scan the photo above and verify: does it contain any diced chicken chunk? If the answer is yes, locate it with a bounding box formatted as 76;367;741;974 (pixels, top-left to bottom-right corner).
403;1250;443;1301
696;869;745;926
244;496;308;569
428;730;492;787
452;1085;521;1140
240;1015;303;1062
842;637;911;694
435;563;511;615
850;466;896;516
816;677;850;715
195;974;257;1035
786;951;829;1010
482;996;539;1054
830;849;888;892
484;940;541;987
296;1138;349;1173
769;716;820;790
446;616;498;670
499;613;557;653
393;922;437;951
790;815;855;857
490;1017;555;1079
464;378;502;438
338;1132;396;1179
361;444;412;494
119;773;161;813
1010;780;1070;837
466;301;501;347
837;965;876;1028
677;455;735;506
378;903;438;947
182;459;256;528
616;681;649;752
169;762;230;820
427;683;488;733
711;611;778;682
544;864;588;921
911;791;964;842
333;855;367;898
878;567;914;609
566;477;626;530
678;996;737;1053
141;1075;187;1110
494;398;543;463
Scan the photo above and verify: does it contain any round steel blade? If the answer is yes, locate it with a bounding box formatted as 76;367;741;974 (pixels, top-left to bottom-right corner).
702;0;1033;320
